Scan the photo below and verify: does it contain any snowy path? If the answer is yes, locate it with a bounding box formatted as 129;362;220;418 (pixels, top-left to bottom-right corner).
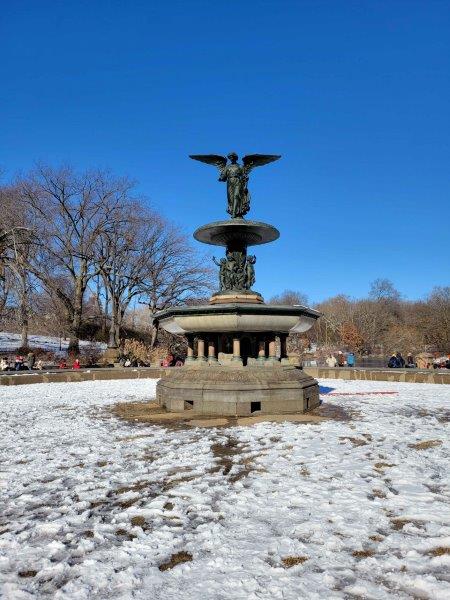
1;378;449;599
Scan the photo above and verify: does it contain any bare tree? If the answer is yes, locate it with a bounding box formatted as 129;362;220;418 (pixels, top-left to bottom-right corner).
18;165;133;353
95;202;167;348
0;185;35;346
270;289;309;306
138;225;214;347
369;278;401;302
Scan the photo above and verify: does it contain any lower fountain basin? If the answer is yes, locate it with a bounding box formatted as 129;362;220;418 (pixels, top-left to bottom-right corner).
154;303;320;335
157;365;320;415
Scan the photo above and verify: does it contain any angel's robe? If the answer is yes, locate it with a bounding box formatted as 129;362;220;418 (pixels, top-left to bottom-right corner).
219;163;247;218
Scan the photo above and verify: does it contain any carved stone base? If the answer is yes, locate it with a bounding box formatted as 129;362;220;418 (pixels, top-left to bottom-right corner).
156;366;319;416
210;291;264;304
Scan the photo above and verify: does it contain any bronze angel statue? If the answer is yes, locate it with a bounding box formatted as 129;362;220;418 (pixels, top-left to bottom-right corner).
189;152;281;218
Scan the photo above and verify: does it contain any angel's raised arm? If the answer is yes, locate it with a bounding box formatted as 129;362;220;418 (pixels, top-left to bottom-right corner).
242;154;281;175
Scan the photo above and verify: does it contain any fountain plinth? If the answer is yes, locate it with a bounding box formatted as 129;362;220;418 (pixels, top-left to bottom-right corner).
154;152;321;416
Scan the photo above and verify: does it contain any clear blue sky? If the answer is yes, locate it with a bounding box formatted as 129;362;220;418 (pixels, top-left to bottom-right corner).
2;0;449;303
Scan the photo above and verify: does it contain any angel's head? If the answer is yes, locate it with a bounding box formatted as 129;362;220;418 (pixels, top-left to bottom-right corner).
227;152;238;163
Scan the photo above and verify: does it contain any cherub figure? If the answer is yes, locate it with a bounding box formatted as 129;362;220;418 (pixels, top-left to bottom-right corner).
189;152;281;218
244;255;256;289
212;256;227;290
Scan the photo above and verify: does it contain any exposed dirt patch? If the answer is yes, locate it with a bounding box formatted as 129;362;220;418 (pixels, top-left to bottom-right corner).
299;465;310;477
115;481;149;495
371;489;387;499
211;437;243;476
391;518;425;531
162;474;198;492
369;535;384;542
352;549;375;558
429;547;450;557
110;400;355;429
130;516;148;528
374;462;396;472
408;440;442;450
339;436;368;447
18;570;37;578
82;530;94;538
282;556;308;568
159;551;193;571
115;528;137;540
164;502;174;511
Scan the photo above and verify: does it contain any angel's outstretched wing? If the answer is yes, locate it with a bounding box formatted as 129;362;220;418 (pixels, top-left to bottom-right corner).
242;154;281;174
189;154;227;173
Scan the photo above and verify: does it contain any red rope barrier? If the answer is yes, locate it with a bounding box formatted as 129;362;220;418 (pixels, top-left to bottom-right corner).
325;391;398;396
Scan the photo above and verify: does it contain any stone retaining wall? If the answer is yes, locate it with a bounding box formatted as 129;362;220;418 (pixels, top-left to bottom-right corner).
0;367;167;386
303;367;450;385
1;366;449;387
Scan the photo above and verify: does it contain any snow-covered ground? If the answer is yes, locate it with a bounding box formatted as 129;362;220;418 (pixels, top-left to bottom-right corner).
0;331;106;355
1;378;449;599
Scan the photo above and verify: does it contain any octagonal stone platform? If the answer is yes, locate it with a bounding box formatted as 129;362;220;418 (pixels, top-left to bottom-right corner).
156;366;320;416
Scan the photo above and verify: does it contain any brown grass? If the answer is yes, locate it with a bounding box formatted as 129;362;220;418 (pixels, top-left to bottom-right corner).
408;440;442;450
115;528;137;540
282;556;308;568
18;570;37;578
391;518;424;531
429;547;450;556
115;481;149;495
162;474;198;492
374;462;396;471
372;489;387;499
159;551;193;571
339;437;367;447
130;516;147;528
352;550;375;558
82;530;94;538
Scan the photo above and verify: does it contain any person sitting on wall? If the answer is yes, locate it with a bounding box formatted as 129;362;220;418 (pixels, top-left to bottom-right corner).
161;353;174;367
396;352;405;368
347;352;355;367
325;354;337;367
337;351;346;367
388;353;399;368
0;357;9;371
58;358;67;369
73;358;81;369
405;354;416;368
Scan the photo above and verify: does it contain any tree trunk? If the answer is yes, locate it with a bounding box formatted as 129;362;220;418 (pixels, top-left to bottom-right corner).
68;265;87;355
108;293;118;348
19;269;29;349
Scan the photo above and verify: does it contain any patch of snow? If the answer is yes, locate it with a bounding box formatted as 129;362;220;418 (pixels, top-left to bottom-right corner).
0;332;106;355
0;378;449;599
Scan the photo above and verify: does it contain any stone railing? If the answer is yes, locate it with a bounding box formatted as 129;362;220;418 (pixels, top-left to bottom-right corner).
1;365;449;386
302;366;450;385
0;366;167;386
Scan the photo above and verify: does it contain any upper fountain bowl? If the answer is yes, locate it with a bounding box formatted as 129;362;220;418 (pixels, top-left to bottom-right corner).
194;219;280;247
